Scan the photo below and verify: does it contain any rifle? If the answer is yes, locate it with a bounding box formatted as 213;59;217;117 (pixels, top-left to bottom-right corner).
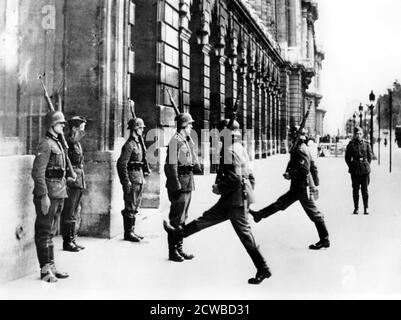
38;73;77;181
166;88;181;116
128;99;151;175
289;100;312;154
227;85;243;130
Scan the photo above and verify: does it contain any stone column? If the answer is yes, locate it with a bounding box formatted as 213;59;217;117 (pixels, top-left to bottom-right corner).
237;67;248;149
261;82;269;158
246;74;255;160
254;78;262;159
288;0;297;47
269;84;276;155
301;8;308;60
275;0;288;46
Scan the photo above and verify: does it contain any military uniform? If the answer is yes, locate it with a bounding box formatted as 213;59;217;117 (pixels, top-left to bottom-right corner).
60;134;86;250
250;140;330;249
164;132;201;260
164;121;271;284
32;131;68;276
345;138;372;214
117;133;146;241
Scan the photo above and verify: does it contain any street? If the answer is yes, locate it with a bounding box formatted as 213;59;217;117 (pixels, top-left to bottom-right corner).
1;144;401;300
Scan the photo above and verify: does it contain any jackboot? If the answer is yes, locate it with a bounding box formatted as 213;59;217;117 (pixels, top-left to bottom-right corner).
309;220;330;250
63;222;81;252
249;204;278;223
123;216;141;242
163;220;184;240
247;248;272;284
176;238;194;260
353;208;359;215
49;245;69;279
168;234;184;262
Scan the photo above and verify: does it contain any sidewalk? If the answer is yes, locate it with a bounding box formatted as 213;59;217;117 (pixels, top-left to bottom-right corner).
1;152;401;300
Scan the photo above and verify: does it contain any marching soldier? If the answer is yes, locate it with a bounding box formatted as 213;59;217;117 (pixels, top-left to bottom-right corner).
250;126;330;250
117;117;150;242
31;110;70;282
164;112;202;262
60;116;87;252
164;120;271;284
345;126;373;215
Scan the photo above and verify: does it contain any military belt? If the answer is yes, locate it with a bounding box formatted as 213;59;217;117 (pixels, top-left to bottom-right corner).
178;165;193;174
128;161;143;171
45;168;65;179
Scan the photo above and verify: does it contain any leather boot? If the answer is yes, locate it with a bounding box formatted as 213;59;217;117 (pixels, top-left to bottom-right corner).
364;207;369;215
71;222;85;250
176;238;194;260
168;234;184;262
309;221;330;250
353;208;359;215
49;245;69;279
249;204;278;223
123;216;141;242
63;222;80;252
163;220;184;239
247;248;271;284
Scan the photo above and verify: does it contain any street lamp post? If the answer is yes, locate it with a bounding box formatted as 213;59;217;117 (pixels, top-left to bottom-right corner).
359;103;363;129
368;90;375;151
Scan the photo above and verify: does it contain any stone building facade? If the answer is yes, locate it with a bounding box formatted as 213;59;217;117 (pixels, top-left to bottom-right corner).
0;0;324;283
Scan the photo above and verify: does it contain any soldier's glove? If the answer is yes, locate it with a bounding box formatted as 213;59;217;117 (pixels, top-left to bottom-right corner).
212;184;220;195
123;182;132;194
283;172;291;180
41;195;51;216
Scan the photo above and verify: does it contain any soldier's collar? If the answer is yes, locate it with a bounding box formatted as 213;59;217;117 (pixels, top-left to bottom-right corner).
129;134;140;142
46;131;60;142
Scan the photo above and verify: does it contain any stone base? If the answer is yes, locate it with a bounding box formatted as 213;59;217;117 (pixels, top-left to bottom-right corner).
0;156;37;284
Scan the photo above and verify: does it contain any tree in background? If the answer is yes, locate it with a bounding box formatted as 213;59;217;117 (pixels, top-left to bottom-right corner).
376;80;401;129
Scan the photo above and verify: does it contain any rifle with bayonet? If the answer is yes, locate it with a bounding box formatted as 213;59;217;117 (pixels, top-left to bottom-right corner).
38;73;77;181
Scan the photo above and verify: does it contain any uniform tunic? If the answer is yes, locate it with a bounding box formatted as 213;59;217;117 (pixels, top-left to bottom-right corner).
117;134;146;218
164;132;201;228
345;138;373;209
32;132;68;267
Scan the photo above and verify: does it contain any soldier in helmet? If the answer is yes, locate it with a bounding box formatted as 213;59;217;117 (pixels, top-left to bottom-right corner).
250;126;330;250
60;116;87;252
31;110;70;282
117;117;149;242
164;119;271;284
345;126;373;215
164;112;202;262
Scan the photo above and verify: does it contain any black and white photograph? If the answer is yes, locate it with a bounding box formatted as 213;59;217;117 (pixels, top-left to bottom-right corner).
1;0;401;303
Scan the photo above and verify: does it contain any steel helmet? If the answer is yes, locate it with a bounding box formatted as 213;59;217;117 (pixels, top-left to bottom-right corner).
288;126;307;139
218;119;241;136
44;111;66;129
127;117;146;130
175;113;194;129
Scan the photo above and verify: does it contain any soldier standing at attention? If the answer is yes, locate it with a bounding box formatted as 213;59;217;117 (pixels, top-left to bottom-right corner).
345;126;373;215
164;120;271;284
250;126;330;250
32;110;70;282
164;112;202;262
117;117;150;242
60;116;87;252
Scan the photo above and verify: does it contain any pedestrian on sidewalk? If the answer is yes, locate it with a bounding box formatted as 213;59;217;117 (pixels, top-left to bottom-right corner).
31;110;70;282
249;126;330;250
117;117;150;242
345;126;373;215
164;112;202;262
164;119;271;284
60;116;87;252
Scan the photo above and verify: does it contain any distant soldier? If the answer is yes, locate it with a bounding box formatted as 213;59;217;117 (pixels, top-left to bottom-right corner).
164;112;202;262
32;110;70;282
250;126;330;250
117;117;150;242
60;116;87;252
164;120;271;284
345;126;373;215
